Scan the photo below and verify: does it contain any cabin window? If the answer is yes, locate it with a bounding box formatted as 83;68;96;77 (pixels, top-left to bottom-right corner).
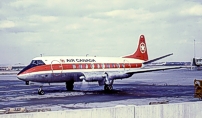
112;64;116;68
91;63;94;69
106;64;110;68
79;64;82;69
101;63;105;69
122;63;125;68
117;63;120;68
97;64;100;69
72;64;76;69
83;64;85;69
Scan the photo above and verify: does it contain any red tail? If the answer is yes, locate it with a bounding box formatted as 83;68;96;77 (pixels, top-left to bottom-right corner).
123;35;148;61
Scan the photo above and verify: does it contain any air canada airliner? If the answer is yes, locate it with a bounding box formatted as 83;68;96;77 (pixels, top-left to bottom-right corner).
17;35;180;95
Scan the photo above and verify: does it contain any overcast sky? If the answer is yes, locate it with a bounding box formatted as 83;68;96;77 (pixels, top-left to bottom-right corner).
0;0;202;65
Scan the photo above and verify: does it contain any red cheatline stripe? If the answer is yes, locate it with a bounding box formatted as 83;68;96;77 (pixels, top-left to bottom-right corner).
20;63;142;75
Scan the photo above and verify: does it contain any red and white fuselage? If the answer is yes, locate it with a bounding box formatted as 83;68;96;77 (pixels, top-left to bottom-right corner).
17;56;144;83
17;35;179;94
18;35;148;83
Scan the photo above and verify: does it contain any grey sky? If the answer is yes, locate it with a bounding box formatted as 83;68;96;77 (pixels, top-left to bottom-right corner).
0;0;202;64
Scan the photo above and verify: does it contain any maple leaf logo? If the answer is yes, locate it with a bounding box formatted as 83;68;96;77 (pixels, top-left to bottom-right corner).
140;42;146;53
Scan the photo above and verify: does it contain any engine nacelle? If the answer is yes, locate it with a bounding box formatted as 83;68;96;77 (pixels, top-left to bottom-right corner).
106;72;131;80
80;72;131;82
79;73;105;82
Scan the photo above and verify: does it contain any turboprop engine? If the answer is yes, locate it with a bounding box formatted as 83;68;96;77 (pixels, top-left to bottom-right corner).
79;72;105;82
79;72;131;84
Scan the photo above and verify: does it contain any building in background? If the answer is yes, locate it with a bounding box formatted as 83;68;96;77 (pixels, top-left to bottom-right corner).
0;63;27;71
0;65;9;71
193;58;202;67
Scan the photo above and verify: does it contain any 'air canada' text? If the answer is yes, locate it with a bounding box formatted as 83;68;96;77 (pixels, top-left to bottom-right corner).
66;59;96;63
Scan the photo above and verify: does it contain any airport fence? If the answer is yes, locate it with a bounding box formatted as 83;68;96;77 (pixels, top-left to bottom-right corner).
0;102;202;118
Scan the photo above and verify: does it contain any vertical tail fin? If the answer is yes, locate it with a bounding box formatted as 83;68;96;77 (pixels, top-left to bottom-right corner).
123;35;148;61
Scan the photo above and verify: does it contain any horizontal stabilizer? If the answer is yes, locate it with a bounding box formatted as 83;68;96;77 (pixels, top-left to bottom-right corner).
126;66;181;75
143;53;173;65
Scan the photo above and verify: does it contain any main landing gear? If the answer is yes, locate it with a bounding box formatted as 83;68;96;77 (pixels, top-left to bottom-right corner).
103;72;114;92
104;72;114;92
66;81;74;91
25;81;29;85
104;84;113;91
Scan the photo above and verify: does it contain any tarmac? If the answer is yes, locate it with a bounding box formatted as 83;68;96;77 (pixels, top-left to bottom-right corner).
0;69;201;111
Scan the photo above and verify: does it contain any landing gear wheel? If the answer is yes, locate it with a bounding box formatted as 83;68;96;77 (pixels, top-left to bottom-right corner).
38;88;45;95
104;85;113;91
25;81;29;85
66;81;74;91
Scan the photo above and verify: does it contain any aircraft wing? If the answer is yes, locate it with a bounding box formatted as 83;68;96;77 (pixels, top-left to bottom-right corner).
126;66;182;75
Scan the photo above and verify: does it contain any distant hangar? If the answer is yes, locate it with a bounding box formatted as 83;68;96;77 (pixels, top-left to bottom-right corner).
0;64;27;71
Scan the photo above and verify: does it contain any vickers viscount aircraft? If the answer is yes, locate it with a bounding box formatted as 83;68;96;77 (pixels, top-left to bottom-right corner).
17;35;180;95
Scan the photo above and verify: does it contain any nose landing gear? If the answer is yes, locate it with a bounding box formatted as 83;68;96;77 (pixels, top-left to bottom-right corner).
38;86;45;95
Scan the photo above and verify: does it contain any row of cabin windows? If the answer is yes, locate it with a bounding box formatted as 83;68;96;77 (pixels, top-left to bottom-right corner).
72;63;126;69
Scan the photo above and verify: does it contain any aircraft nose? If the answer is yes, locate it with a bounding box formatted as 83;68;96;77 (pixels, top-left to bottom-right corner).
17;74;27;81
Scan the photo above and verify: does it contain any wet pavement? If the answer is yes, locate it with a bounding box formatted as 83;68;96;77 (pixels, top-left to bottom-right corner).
0;69;201;111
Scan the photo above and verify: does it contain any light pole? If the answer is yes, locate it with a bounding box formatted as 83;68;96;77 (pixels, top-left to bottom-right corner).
194;39;195;58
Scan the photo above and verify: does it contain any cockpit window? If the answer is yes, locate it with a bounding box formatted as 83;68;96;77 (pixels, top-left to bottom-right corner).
17;60;45;75
31;60;45;65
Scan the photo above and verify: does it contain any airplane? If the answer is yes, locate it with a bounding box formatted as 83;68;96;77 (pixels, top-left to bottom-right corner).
17;35;181;95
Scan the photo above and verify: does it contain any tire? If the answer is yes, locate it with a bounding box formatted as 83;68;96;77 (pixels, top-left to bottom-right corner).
108;85;113;91
38;89;45;95
25;81;29;85
104;85;113;91
66;84;74;91
104;85;109;91
66;81;74;91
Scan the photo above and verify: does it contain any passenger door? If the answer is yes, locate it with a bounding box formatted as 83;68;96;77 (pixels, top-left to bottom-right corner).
51;60;63;77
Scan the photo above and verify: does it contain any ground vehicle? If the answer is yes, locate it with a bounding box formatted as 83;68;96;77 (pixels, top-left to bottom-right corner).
194;79;202;99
